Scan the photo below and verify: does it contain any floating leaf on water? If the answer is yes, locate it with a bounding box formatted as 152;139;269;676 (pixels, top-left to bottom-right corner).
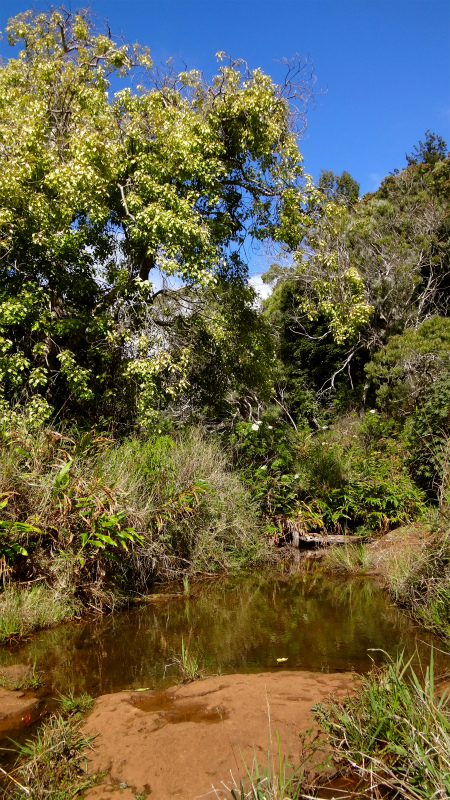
120;687;151;692
276;657;288;663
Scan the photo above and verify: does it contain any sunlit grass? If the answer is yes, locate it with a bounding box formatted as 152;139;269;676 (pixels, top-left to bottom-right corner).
321;543;373;574
3;694;98;799
0;584;79;643
314;651;450;799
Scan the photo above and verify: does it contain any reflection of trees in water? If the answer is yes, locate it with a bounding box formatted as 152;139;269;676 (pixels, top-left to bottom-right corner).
0;571;442;699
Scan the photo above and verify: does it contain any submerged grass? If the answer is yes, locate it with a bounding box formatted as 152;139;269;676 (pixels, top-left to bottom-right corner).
314;651;450;799
0;660;41;691
165;636;211;683
1;693;98;799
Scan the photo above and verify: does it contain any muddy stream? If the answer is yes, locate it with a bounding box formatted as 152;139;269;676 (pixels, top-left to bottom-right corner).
1;565;449;796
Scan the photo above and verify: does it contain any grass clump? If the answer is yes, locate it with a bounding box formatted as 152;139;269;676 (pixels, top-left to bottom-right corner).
2;693;97;799
226;725;320;800
0;420;265;624
0;585;80;643
321;543;373;574
57;690;95;716
314;652;450;799
383;529;450;640
164;636;210;683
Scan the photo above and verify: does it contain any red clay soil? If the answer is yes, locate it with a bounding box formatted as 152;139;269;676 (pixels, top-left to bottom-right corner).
82;670;357;800
0;665;39;733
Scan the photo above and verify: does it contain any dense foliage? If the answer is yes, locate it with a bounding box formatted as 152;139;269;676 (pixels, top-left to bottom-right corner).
0;7;316;429
1;5;449;621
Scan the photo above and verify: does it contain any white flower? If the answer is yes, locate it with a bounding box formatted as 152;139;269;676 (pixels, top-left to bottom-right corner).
321;425;329;430
251;423;259;431
369;409;376;414
294;473;299;479
268;425;273;429
256;420;263;425
260;465;267;471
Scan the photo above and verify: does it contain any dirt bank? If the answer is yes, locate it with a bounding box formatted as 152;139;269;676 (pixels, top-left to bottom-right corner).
82;670;356;800
0;665;39;733
367;523;432;578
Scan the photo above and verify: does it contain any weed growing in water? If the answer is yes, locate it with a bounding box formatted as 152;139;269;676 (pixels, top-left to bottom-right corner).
165;636;209;683
57;690;94;717
0;659;41;691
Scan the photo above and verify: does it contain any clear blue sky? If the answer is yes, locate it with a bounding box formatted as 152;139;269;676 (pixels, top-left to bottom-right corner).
1;0;449;189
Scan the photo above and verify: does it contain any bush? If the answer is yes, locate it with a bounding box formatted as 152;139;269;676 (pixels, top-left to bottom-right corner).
404;374;450;496
365;316;450;415
299;414;425;533
0;418;265;609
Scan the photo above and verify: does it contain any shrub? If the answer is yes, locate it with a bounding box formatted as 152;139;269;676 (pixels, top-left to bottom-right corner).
230;412;426;535
0;418;264;607
404;374;450;496
366;316;450;415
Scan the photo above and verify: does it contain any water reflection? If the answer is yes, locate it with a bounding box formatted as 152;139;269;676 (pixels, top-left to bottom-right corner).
0;569;446;706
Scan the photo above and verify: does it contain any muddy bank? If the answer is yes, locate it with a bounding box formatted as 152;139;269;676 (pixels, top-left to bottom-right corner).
0;665;39;733
82;670;356;800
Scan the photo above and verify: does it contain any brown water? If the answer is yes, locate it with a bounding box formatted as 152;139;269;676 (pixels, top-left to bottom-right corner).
0;567;447;716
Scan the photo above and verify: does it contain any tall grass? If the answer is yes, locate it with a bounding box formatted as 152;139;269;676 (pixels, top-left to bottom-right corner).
0;419;265;616
104;429;266;583
314;652;450;799
0;585;80;643
383;530;450;640
225;715;319;800
321;543;373;574
228;735;308;800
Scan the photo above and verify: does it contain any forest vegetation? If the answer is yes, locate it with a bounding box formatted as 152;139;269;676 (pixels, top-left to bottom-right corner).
1;7;450;800
0;6;449;648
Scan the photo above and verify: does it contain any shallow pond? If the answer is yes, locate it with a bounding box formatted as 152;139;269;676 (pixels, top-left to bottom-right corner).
1;566;447;712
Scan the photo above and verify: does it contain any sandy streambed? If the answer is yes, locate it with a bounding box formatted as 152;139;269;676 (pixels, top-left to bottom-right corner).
82;670;356;800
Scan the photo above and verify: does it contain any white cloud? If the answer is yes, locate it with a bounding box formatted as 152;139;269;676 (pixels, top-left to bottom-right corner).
249;274;273;300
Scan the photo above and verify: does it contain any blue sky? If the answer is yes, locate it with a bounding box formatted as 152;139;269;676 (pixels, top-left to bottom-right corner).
1;0;449;289
1;0;449;194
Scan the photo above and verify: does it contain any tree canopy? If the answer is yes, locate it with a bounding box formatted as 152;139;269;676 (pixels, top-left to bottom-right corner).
0;6;315;427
